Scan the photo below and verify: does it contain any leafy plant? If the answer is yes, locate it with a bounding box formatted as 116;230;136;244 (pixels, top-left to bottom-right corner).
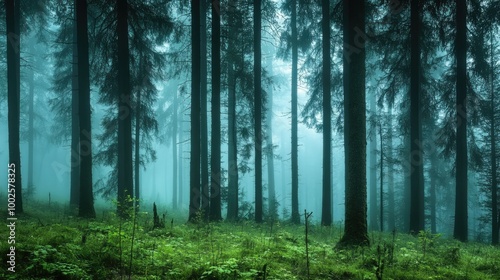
26;245;89;279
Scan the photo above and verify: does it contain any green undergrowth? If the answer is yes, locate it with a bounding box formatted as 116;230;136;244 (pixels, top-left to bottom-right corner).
1;202;499;279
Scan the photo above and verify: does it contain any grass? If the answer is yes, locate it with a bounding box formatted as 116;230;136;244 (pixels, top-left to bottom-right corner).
1;201;499;279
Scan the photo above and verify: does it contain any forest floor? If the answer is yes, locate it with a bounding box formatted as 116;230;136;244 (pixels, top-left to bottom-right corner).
1;201;500;280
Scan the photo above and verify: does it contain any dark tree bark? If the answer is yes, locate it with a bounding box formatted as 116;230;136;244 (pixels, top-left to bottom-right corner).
200;0;209;220
409;0;425;235
117;0;133;218
321;0;332;227
179;110;184;207
379;123;384;232
76;0;95;218
291;0;300;225
429;149;438;234
70;5;80;210
28;65;34;199
189;0;201;222
172;88;178;210
226;7;239;221
403;135;411;232
6;0;23;213
454;0;468;242
209;0;222;221
134;87;141;211
339;0;369;245
369;94;377;230
254;0;263;223
489;27;498;245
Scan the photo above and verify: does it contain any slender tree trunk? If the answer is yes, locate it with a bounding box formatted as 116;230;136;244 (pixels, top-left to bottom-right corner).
490;27;498;245
189;0;201;222
70;5;80;210
291;0;300;224
266;84;277;220
254;0;263;223
134;88;141;211
430;150;437;234
172;88;178;210
321;0;332;227
380;123;384;232
410;0;425;234
339;0;368;245
226;10;239;221
226;70;238;220
454;0;468;242
179;110;184;207
200;0;209;220
209;1;222;221
28;66;34;199
403;134;411;232
76;0;95;218
263;32;276;220
387;104;395;230
6;0;23;213
369;94;377;230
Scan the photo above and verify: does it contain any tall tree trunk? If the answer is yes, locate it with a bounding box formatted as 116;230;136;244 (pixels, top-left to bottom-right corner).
387;104;395;230
454;0;468;242
209;1;222;221
6;0;23;213
430;149;437;234
226;9;239;221
172;88;178;210
179;109;184;207
321;0;332;227
266;82;277;220
70;5;80;210
117;0;133;218
200;0;209;220
490;27;498;245
226;75;239;220
189;0;201;222
263;32;276;220
28;66;34;200
254;0;263;223
380;123;384;232
134;88;140;211
291;0;300;224
409;0;424;234
76;0;95;218
339;0;368;245
403;134;411;232
369;94;377;230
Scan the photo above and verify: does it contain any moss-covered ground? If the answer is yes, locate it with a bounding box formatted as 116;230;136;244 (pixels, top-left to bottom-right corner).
1;201;499;279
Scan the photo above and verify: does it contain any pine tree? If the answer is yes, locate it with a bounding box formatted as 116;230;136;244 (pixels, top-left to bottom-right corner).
189;0;201;222
209;0;222;222
76;0;95;218
254;0;263;223
226;0;239;221
339;0;369;246
6;0;23;213
409;0;425;235
116;0;134;217
320;0;332;227
454;0;468;242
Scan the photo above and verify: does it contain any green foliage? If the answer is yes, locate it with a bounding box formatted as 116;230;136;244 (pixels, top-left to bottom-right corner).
1;204;500;279
26;245;90;279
